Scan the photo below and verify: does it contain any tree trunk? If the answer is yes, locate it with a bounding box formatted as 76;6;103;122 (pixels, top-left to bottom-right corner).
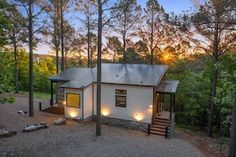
28;1;34;117
207;67;218;137
87;16;91;68
56;49;59;73
60;0;65;71
53;1;60;74
13;27;19;93
207;22;219;137
122;12;127;64
96;0;102;136
150;10;154;65
228;92;236;157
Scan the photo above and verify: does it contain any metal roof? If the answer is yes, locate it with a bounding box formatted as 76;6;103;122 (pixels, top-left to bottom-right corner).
50;63;168;88
156;80;179;94
49;67;91;82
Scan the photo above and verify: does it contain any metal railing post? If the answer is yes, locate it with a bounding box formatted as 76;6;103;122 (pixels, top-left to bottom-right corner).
165;126;168;138
39;102;42;111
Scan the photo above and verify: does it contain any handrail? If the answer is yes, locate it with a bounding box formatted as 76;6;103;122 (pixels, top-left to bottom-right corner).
148;124;151;135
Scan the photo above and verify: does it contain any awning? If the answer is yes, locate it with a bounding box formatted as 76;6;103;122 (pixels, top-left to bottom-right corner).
156;80;179;94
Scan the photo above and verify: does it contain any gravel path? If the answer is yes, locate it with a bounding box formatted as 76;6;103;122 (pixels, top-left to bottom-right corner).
0;96;205;157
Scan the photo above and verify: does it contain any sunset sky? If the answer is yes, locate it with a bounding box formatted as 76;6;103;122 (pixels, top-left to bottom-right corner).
36;0;194;54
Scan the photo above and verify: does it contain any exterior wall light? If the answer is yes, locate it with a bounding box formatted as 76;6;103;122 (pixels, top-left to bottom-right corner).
101;108;110;116
134;113;144;121
62;101;66;105
68;111;78;118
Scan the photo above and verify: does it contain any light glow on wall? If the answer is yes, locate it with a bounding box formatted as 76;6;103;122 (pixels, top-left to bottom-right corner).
149;105;153;109
102;108;111;116
68;110;78;118
134;113;144;121
62;101;66;105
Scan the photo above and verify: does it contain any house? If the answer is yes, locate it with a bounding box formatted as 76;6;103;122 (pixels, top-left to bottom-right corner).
49;63;179;137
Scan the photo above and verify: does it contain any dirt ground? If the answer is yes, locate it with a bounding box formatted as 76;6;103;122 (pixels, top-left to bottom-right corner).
0;95;220;157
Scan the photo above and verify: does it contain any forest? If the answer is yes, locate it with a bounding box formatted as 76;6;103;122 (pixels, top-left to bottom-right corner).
0;0;236;152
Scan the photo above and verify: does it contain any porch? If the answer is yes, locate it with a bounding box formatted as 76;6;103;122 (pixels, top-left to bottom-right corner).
150;80;179;137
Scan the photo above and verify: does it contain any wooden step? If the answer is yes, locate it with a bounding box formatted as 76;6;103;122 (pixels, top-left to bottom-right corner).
150;130;169;136
151;124;168;129
155;118;169;122
152;121;170;127
151;127;166;133
155;116;169;120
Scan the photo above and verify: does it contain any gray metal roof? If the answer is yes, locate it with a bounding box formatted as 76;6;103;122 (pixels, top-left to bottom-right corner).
51;63;168;88
156;80;179;93
49;67;91;82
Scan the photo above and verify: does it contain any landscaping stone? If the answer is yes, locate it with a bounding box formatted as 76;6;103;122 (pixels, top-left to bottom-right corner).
0;129;17;138
54;118;66;125
17;110;27;115
23;122;48;132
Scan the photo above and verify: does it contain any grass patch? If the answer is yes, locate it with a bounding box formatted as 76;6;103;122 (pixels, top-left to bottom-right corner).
20;91;51;99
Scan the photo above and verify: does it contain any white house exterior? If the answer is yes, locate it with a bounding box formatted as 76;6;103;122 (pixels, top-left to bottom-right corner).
63;83;154;124
49;63;179;136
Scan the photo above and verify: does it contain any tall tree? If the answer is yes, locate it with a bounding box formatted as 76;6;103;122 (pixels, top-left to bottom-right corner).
43;0;61;74
140;0;166;64
8;5;26;93
0;0;11;47
110;0;141;63
96;0;132;136
229;92;236;157
96;0;102;136
76;0;97;67
63;21;76;68
59;0;69;71
13;0;48;116
0;0;14;104
106;36;122;62
183;0;236;136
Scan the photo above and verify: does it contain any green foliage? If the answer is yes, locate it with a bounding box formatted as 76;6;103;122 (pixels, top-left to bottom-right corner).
0;0;11;47
0;50;15;103
215;54;236;134
16;49;56;93
175;70;210;128
171;54;236;133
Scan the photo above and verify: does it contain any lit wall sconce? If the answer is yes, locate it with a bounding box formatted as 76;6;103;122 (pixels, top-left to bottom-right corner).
149;105;153;109
134;113;144;121
62;101;66;105
101;108;110;116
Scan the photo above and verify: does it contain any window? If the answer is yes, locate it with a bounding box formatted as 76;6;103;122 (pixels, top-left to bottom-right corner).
115;89;127;107
66;93;81;108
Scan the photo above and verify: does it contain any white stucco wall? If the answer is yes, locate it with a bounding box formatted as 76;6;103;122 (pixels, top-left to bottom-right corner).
83;84;93;119
93;84;154;124
64;89;82;120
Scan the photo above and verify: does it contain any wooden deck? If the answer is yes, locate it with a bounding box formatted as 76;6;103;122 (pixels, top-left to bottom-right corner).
157;111;170;119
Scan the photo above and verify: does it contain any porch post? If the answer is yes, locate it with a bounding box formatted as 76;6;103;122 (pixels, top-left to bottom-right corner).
169;94;173;121
50;80;53;106
173;93;176;113
152;87;157;123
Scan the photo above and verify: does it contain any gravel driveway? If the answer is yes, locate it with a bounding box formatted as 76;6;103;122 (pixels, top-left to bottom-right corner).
0;96;205;157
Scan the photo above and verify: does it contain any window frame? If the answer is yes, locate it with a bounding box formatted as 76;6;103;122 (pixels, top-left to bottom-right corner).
115;89;127;108
66;92;81;108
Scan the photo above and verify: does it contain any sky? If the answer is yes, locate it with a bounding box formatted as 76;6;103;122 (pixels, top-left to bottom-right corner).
36;0;194;54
